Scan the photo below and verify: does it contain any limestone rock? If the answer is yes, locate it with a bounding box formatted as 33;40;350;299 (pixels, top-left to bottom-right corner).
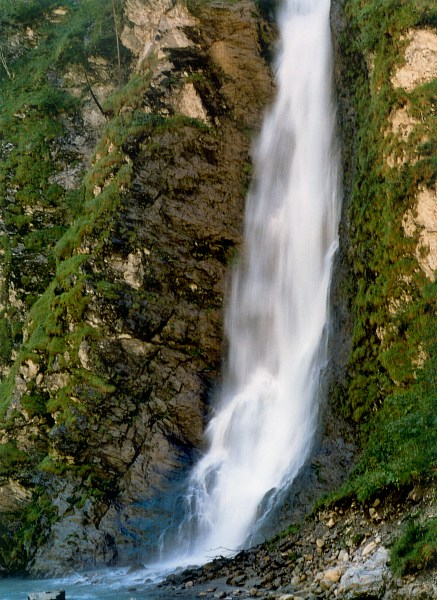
391;29;437;91
322;567;342;583
338;547;389;599
0;480;31;512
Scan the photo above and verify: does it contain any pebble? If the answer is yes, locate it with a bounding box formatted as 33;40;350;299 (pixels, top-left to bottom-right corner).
316;538;325;549
338;549;349;562
362;541;377;557
322;568;342;583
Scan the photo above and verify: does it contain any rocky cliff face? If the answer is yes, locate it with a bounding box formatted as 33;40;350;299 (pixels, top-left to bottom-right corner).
0;0;274;574
0;0;435;590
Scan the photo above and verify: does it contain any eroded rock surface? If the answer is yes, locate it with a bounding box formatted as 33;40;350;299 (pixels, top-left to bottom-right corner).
0;0;274;575
391;29;437;91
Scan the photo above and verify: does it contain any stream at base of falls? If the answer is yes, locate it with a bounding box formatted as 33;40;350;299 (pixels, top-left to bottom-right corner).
1;567;175;600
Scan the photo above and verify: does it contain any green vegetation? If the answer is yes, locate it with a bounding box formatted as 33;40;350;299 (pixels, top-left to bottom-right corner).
0;488;58;573
331;0;436;509
0;441;29;477
0;0;128;374
391;516;437;575
0;0;219;569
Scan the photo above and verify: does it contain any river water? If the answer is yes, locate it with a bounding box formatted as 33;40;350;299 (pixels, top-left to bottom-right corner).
1;566;170;599
1;0;340;596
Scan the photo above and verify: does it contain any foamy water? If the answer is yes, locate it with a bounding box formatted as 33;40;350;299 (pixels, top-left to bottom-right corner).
162;0;340;565
2;0;341;592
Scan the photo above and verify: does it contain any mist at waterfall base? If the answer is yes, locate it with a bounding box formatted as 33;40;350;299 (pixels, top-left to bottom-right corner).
1;0;340;597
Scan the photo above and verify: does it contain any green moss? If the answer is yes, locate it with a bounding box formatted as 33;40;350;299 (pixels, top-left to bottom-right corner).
0;441;29;476
336;0;437;501
391;516;437;575
0;315;13;363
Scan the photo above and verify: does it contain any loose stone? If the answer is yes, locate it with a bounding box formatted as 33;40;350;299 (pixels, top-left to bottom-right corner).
362;540;377;557
28;593;66;600
322;568;342;583
338;549;349;562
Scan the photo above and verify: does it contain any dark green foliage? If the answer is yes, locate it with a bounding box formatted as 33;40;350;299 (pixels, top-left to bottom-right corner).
391;517;437;575
0;488;58;572
0;0;58;26
0;316;13;363
0;441;29;476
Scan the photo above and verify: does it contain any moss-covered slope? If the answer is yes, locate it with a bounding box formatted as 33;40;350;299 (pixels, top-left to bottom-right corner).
330;4;436;582
332;0;436;501
0;0;274;574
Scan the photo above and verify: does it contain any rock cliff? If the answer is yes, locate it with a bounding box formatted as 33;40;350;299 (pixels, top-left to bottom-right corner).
0;0;274;574
0;0;435;594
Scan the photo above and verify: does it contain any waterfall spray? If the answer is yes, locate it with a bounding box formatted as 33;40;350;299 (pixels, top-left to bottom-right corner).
164;0;340;564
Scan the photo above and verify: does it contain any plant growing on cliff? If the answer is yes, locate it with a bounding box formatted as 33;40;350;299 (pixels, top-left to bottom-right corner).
332;0;437;505
391;516;437;575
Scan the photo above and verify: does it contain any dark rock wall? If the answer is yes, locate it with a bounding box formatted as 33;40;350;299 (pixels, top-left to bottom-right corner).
0;0;274;574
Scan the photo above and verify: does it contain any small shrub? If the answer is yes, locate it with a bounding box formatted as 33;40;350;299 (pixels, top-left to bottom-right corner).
391;517;437;575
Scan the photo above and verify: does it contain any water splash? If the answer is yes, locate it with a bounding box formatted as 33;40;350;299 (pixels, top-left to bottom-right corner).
164;0;340;565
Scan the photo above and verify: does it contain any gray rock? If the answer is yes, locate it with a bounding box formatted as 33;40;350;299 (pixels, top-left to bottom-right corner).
28;592;65;600
338;547;389;599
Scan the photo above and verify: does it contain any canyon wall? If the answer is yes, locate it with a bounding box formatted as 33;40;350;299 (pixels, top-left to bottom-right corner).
0;0;435;581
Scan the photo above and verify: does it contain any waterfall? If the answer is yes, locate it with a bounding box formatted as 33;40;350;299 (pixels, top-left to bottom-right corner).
165;0;340;564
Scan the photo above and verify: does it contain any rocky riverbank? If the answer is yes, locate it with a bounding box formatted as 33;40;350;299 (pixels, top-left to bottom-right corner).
156;483;436;600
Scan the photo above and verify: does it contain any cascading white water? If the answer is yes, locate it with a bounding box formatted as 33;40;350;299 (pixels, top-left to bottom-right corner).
167;0;340;564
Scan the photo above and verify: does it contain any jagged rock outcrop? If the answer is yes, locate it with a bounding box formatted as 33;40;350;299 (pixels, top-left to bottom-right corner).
0;0;274;575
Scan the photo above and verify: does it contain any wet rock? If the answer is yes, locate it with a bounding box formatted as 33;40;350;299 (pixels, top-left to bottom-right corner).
28;592;65;600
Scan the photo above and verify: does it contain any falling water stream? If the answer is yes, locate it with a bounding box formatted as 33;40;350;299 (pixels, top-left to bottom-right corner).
163;0;341;566
1;0;340;597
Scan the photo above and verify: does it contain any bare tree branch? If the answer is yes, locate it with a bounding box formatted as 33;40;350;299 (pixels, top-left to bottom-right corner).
81;64;108;119
112;0;122;81
0;45;14;80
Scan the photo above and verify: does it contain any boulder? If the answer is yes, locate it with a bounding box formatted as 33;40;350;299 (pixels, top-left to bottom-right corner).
338;547;389;599
28;592;65;600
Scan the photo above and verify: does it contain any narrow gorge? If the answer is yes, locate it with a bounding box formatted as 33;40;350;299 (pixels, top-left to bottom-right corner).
0;1;435;599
